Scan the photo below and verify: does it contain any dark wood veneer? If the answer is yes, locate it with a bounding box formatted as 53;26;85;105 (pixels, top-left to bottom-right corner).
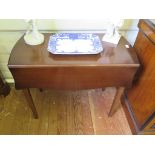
8;33;139;119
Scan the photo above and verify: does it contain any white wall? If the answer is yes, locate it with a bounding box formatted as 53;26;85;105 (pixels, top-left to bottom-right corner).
0;19;138;31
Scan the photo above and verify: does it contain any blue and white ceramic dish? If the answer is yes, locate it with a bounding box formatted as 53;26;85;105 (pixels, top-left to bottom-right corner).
47;33;103;55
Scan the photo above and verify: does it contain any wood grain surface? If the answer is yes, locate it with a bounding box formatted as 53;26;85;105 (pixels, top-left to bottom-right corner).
0;88;131;135
127;19;155;132
8;33;139;90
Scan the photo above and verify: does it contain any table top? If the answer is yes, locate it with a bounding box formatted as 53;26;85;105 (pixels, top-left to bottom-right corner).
8;33;139;68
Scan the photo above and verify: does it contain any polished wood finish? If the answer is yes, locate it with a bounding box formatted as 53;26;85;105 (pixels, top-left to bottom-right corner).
137;19;155;43
0;88;131;134
8;33;139;118
23;89;38;119
109;87;125;116
0;74;10;97
8;34;139;90
126;19;155;134
9;66;138;90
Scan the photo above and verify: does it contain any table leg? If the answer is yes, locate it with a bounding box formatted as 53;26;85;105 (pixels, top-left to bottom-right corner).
23;89;38;119
108;87;125;116
102;88;105;91
39;88;43;92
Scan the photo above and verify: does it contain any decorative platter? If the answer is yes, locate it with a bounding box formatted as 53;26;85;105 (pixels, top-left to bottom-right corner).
47;33;103;55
